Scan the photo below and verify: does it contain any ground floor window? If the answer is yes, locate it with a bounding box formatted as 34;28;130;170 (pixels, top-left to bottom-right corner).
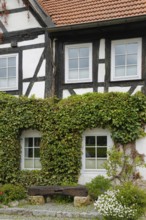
82;128;113;171
21;129;41;170
85;135;107;169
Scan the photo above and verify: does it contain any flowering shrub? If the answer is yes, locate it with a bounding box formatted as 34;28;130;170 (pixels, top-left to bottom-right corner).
0;184;26;204
94;183;146;220
0;191;4;203
94;190;137;220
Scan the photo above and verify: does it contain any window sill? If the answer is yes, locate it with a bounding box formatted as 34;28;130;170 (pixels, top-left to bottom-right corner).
111;76;141;82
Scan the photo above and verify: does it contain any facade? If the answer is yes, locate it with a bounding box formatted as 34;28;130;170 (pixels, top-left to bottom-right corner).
1;0;146;184
0;0;54;98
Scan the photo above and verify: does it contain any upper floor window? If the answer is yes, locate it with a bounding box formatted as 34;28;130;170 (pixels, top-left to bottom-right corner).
21;129;41;170
65;43;92;83
0;54;18;91
82;128;113;171
111;38;142;81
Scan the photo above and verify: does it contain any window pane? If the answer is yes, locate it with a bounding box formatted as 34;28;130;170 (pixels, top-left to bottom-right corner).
97;159;106;169
34;138;41;147
8;67;16;77
115;67;125;77
79;48;89;57
97;147;107;158
127;66;137;76
86;147;95;158
127;55;137;65
34;159;41;169
86;136;95;146
79;58;89;68
69;59;78;69
25;138;33;148
25;148;33;158
85;159;96;169
0;78;7;87
68;70;78;80
0;58;6;68
79;69;89;79
8;78;16;87
115;55;125;66
68;48;78;58
97;136;107;146
0;68;6;77
34;148;40;158
115;44;125;54
24;159;33;168
127;43;138;54
8;57;16;66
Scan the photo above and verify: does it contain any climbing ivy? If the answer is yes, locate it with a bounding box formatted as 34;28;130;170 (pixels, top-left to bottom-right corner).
0;91;146;186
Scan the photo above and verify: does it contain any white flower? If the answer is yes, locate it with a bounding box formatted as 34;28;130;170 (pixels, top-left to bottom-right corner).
94;190;137;220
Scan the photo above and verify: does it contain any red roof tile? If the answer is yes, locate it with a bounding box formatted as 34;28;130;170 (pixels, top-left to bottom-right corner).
37;0;146;26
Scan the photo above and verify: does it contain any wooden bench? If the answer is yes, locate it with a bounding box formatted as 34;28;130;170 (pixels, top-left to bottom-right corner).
28;185;88;198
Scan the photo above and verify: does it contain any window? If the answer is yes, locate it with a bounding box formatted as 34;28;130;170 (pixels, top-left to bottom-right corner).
111;38;142;81
65;43;92;83
82;128;113;171
21;129;41;170
0;54;18;90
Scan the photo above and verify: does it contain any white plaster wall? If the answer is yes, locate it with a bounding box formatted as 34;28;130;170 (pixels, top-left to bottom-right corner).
23;82;29;95
29;81;45;98
62;90;71;99
136;132;146;180
23;48;45;79
99;39;105;59
18;35;45;47
2;11;41;32
73;88;93;95
109;87;130;92
98;63;105;82
98;87;104;93
0;43;11;48
131;85;142;94
4;0;24;10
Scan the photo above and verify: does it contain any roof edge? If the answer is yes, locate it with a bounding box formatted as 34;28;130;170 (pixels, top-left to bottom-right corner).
29;0;55;27
48;15;146;33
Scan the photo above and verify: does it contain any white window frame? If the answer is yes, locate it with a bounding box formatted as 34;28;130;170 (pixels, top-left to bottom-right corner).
0;53;18;91
65;43;92;83
111;38;142;81
82;128;113;173
21;129;41;170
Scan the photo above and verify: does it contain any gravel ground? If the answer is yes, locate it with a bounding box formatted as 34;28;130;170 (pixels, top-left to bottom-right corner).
0;202;101;220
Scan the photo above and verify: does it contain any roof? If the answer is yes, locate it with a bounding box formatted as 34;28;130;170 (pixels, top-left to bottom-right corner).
37;0;146;27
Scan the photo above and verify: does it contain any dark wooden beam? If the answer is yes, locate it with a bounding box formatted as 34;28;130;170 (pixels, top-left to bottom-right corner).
93;40;100;92
104;39;110;92
44;31;53;98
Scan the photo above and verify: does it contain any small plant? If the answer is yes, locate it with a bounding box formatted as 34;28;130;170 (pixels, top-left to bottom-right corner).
94;182;146;220
0;184;27;204
51;195;73;204
86;175;111;200
104;145;145;183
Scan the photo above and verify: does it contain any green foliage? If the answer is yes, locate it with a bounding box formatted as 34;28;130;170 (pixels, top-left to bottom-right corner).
51;195;73;204
94;185;146;220
116;182;146;220
104;146;145;183
0;91;146;186
0;184;26;204
86;175;111;199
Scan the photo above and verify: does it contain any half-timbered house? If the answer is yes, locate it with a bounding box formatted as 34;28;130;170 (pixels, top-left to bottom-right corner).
0;0;54;98
37;0;146;183
1;0;146;184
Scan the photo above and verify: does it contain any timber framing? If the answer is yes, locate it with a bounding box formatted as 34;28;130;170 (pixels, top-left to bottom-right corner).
50;18;146;98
